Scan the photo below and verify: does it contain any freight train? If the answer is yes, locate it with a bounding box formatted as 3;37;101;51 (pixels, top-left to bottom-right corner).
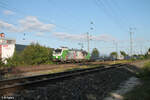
53;47;90;62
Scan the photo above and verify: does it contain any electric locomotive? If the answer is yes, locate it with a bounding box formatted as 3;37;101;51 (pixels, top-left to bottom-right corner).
53;47;90;62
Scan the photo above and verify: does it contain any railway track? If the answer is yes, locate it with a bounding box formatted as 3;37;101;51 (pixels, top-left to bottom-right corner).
0;63;124;95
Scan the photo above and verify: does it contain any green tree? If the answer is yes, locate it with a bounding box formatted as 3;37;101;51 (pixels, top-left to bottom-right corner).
91;48;99;58
144;48;150;59
5;51;22;67
0;58;5;68
120;51;128;57
110;52;118;58
147;48;150;55
21;43;53;65
148;48;150;52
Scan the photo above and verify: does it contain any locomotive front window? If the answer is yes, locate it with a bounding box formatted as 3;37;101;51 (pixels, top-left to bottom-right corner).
55;49;62;54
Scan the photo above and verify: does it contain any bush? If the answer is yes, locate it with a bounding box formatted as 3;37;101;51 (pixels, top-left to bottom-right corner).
4;43;53;67
5;51;22;67
124;62;150;100
91;48;99;59
21;43;53;65
137;62;150;79
142;62;150;77
0;59;5;68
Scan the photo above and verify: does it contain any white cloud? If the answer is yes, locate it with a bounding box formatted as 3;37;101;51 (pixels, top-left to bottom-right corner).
53;32;86;41
36;32;44;36
0;20;18;32
0;16;116;42
92;34;116;42
0;16;55;33
19;16;55;32
3;10;15;15
52;32;115;42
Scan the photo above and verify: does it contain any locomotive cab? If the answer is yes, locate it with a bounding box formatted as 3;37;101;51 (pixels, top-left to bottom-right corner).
53;47;68;61
53;49;62;61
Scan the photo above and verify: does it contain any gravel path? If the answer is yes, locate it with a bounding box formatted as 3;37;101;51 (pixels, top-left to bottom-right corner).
3;66;136;100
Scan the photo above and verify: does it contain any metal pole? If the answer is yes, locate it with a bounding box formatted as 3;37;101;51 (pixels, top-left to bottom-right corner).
87;21;94;53
129;28;133;56
130;31;132;56
87;32;89;53
116;42;118;58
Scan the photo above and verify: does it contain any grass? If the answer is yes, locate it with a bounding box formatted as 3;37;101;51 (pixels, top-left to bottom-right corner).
40;64;101;74
124;78;150;100
123;61;150;100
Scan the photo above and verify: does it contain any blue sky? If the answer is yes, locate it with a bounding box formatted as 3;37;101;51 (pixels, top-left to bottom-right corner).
0;0;150;55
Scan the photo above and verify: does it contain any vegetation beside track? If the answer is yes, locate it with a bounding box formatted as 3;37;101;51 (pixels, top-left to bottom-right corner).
1;58;149;80
0;43;53;68
1;64;105;79
123;61;150;100
0;42;149;69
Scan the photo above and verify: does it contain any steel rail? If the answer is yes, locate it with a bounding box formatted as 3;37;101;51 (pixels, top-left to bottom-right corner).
0;63;124;95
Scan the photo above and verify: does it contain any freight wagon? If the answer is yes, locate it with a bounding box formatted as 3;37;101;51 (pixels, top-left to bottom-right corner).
53;47;90;62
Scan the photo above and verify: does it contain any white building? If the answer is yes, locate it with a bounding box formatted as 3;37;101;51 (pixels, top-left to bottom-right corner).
0;33;16;62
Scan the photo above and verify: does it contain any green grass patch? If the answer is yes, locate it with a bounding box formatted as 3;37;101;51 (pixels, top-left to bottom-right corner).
124;78;150;100
124;61;150;100
136;62;150;78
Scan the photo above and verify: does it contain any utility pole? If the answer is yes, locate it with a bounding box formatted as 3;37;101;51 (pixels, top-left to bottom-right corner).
86;21;94;53
140;43;143;55
87;32;90;53
116;42;118;56
129;27;136;56
130;28;133;56
87;32;92;53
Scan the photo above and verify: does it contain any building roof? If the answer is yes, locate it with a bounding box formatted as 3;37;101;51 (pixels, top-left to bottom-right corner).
0;37;16;45
0;37;15;41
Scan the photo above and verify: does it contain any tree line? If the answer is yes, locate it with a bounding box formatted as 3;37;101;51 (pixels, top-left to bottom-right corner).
0;43;53;68
91;48;150;60
0;43;150;68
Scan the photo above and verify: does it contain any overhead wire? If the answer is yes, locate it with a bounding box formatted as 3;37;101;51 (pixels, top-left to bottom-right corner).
103;0;128;31
107;0;130;30
94;0;128;32
93;0;135;53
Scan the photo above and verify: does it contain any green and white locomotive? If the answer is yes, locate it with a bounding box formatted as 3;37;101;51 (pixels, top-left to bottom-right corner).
53;47;90;62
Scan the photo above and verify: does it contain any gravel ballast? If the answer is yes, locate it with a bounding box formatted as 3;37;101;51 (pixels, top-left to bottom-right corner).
2;66;136;100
